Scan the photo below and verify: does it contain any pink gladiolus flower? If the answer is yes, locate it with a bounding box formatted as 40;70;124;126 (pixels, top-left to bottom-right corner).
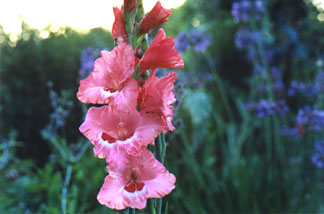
79;105;166;165
112;7;128;43
77;43;138;109
140;70;177;131
139;1;171;35
139;28;184;73
97;149;176;210
77;0;181;210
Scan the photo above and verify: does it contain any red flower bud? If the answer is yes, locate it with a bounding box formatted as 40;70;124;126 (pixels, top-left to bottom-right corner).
139;1;171;35
139;28;184;73
112;7;128;44
124;0;137;12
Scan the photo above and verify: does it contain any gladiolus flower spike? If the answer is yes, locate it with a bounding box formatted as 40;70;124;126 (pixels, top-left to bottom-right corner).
77;0;183;211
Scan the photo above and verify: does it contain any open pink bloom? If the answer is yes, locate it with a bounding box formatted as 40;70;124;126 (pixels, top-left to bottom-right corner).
112;7;128;43
139;1;171;35
77;43;138;109
140;70;177;131
97;149;176;210
139;28;184;73
79;105;166;165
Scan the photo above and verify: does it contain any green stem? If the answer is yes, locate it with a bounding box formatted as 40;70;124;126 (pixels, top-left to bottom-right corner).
264;117;272;163
61;164;72;214
205;57;234;122
154;134;166;214
156;198;162;214
131;64;140;80
160;134;166;164
272;115;283;164
122;208;130;214
250;15;274;102
149;199;156;214
155;134;162;162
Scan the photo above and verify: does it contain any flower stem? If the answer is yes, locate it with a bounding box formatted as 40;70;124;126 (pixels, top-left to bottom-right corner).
156;198;162;214
122;208;130;214
61;164;72;214
131;208;136;214
149;199;156;214
154;133;166;214
160;133;166;164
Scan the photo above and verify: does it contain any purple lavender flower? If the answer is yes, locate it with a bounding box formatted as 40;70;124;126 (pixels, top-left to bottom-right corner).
189;28;211;52
255;99;276;117
297;106;324;131
231;0;265;23
78;47;101;80
264;50;275;64
288;81;318;97
45;83;73;135
315;70;324;93
234;28;263;50
175;32;191;53
311;141;324;168
280;127;301;140
232;1;251;23
270;67;285;95
276;100;290;115
296;106;311;125
254;0;265;14
254;66;284;95
244;99;289;118
178;71;212;88
253;64;266;75
175;28;211;53
271;66;282;79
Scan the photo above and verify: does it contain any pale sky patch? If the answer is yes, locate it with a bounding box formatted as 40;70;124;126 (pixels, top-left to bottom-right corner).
0;0;186;36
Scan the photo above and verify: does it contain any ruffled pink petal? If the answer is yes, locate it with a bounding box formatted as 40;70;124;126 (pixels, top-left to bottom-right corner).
130;150;176;198
139;28;184;73
79;106;165;162
79;106;140;167
102;43;135;85
77;43;135;105
97;175;128;210
125;112;167;155
111;78;139;110
140;70;177;131
123;187;148;209
112;7;128;43
139;1;171;35
144;169;176;198
99;150;175;210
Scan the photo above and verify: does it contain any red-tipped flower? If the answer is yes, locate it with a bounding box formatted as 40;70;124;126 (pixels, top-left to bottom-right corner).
124;0;137;12
139;28;184;73
112;7;128;43
139;1;171;35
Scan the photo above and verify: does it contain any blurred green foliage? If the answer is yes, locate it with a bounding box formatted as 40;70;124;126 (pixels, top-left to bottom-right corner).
1;0;324;213
0;22;114;162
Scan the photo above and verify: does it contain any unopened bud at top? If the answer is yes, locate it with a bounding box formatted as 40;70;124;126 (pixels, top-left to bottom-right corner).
124;0;137;12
